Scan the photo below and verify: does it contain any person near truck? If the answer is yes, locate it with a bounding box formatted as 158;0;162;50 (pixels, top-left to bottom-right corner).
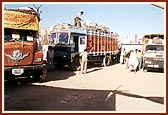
74;11;84;28
136;50;142;70
120;48;126;64
128;50;138;73
47;46;55;72
80;48;88;74
125;50;131;69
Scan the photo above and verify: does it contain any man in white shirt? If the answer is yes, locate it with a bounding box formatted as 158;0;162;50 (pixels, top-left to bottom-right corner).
80;48;88;74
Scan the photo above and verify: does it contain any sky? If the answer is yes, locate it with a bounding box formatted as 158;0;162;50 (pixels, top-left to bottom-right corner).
3;2;165;40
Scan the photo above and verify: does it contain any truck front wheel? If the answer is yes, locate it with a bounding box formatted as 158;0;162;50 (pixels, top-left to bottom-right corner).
69;57;81;71
103;56;111;67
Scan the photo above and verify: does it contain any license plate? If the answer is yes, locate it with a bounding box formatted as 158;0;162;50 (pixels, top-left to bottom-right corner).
148;65;153;67
148;65;159;68
12;68;24;75
153;65;159;68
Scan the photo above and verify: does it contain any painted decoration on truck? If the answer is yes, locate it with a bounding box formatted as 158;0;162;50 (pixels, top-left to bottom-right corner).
5;49;30;62
70;28;87;34
4;10;39;31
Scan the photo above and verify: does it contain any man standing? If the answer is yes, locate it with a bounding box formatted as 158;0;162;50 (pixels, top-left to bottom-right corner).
47;46;55;72
80;48;88;74
137;50;142;70
128;50;138;74
120;48;126;64
125;50;131;68
74;11;84;28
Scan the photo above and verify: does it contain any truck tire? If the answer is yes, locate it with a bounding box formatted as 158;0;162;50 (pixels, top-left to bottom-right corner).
103;56;111;67
69;57;81;71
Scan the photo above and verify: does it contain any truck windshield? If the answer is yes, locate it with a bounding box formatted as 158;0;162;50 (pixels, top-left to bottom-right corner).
59;33;68;44
4;28;35;42
146;45;164;51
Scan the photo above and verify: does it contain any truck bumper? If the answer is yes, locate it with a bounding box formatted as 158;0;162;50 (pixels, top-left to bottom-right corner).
143;60;164;69
4;64;47;81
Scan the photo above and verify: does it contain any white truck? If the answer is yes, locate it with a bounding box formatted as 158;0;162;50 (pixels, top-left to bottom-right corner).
142;34;164;72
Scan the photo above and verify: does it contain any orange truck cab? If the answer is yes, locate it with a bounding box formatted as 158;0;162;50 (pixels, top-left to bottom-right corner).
4;7;46;82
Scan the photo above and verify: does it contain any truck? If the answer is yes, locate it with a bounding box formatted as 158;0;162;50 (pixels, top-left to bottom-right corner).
142;34;164;72
4;7;47;82
49;23;120;70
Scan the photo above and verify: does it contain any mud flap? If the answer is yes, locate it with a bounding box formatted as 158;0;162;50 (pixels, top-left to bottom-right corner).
40;64;47;81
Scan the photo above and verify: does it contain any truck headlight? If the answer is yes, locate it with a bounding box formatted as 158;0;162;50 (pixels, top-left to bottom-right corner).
34;58;42;62
145;61;151;64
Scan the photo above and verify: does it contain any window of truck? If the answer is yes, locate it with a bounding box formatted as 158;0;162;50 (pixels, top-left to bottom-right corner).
59;33;68;44
80;36;86;45
4;28;36;42
145;45;164;51
50;33;56;42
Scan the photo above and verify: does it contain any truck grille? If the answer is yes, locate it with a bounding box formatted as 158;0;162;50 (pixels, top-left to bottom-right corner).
4;46;33;66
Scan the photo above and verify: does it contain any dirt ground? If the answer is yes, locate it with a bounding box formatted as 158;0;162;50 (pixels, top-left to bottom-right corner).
3;63;165;112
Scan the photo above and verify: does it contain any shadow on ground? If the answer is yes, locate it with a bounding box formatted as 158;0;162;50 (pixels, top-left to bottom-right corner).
4;84;116;111
4;83;164;111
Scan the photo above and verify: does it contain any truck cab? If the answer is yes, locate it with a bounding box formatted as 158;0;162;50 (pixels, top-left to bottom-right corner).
4;7;46;82
49;24;87;70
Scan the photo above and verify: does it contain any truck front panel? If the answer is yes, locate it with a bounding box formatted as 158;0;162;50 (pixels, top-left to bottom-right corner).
143;57;164;69
4;43;33;66
53;46;71;66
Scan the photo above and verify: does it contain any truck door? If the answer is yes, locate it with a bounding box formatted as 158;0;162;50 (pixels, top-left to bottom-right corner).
79;36;87;52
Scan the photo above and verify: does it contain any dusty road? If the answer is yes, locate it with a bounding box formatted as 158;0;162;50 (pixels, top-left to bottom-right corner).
3;63;165;112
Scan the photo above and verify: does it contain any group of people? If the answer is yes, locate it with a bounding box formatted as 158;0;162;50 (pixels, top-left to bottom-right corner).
120;48;142;73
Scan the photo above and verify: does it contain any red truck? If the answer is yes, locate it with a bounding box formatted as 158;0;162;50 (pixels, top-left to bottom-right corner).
4;7;46;82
